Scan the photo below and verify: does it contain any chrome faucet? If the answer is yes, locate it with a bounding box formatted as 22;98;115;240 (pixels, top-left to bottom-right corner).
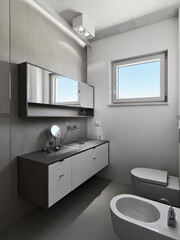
160;198;176;228
67;124;80;131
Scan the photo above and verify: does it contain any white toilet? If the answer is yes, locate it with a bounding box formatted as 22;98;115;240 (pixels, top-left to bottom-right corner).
131;168;180;207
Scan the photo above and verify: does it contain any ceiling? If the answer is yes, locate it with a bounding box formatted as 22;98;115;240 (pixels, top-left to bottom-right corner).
44;0;180;41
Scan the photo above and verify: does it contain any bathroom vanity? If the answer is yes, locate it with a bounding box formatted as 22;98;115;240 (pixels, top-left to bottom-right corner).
17;140;109;208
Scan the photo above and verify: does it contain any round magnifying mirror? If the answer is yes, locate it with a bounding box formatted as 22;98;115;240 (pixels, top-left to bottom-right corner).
51;125;61;151
51;125;61;138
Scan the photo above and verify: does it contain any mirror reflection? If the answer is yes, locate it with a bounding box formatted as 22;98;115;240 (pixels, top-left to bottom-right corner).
27;63;80;106
51;75;79;105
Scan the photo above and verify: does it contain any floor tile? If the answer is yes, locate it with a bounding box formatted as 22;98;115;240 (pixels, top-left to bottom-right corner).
91;180;134;211
0;228;11;240
9;176;132;240
54;205;119;240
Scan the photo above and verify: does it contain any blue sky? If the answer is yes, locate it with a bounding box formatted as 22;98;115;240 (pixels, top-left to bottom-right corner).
57;77;78;102
118;60;160;99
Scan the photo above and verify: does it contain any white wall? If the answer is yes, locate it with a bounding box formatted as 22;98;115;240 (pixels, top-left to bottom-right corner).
88;18;179;184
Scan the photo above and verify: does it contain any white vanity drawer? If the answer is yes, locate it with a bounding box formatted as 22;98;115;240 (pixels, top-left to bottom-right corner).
71;149;93;169
48;158;71;182
93;143;108;156
48;171;71;207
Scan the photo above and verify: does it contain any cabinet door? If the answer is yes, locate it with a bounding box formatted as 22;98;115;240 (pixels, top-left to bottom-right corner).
72;149;94;190
93;151;108;174
72;161;93;190
48;157;72;207
92;143;109;174
48;171;71;207
79;82;94;108
71;149;93;168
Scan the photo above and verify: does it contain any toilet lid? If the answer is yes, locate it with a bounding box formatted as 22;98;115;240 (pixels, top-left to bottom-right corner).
131;168;168;186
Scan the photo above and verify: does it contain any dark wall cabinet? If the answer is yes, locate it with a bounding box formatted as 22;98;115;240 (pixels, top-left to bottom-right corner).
18;62;94;117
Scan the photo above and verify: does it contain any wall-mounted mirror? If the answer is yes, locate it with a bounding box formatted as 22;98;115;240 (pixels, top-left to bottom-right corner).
27;63;93;108
19;62;94;117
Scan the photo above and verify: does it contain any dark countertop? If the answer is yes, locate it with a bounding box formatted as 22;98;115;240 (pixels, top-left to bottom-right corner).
18;139;109;165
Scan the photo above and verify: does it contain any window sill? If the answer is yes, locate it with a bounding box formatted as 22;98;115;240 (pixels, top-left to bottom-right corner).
108;102;169;107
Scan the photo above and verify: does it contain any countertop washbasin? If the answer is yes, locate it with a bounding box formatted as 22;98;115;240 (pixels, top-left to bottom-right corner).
18;139;109;165
63;143;86;150
63;139;103;150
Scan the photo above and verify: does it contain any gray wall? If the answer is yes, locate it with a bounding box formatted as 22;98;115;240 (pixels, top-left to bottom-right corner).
87;18;179;184
10;0;87;223
0;0;11;232
178;8;180;185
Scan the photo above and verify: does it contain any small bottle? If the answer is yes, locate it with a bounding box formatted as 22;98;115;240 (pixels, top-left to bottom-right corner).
49;140;54;151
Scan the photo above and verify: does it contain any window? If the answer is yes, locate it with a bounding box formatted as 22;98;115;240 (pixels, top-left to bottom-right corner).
112;52;167;104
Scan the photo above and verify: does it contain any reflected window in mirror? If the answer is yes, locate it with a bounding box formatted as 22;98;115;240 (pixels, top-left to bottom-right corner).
51;75;80;105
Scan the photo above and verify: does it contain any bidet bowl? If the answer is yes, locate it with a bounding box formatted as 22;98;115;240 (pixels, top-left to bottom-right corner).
110;194;180;240
116;196;160;223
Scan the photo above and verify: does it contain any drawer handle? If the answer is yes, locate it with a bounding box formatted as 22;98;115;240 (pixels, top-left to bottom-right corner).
93;157;96;160
59;174;64;178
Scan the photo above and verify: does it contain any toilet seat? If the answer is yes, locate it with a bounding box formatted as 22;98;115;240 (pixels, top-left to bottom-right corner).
131;168;168;186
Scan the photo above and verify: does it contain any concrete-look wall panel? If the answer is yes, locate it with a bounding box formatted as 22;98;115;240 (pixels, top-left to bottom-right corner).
0;116;10;232
0;0;10;114
88;18;178;184
0;0;11;233
10;0;87;223
11;0;87;81
178;8;180;183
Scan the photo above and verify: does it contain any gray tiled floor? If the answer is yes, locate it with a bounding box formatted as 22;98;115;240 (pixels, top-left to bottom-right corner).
1;176;134;240
0;228;10;240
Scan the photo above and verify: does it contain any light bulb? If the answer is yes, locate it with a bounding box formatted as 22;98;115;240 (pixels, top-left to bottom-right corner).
78;26;85;32
84;31;90;37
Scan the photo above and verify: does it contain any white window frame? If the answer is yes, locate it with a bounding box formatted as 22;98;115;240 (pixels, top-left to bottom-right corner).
112;52;167;104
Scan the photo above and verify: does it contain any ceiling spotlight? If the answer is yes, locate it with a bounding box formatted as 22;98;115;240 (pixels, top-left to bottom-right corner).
84;31;90;38
72;13;95;40
78;26;85;32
